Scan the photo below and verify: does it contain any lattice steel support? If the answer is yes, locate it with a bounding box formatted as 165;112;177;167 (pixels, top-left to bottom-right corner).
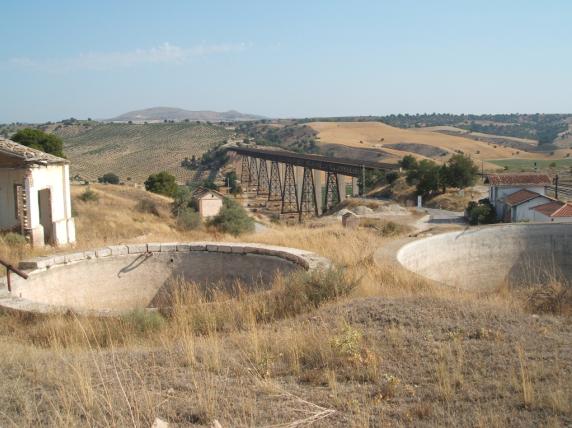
268;161;282;201
240;156;252;185
281;163;299;214
249;157;259;191
299;167;318;221
257;159;269;196
324;172;340;211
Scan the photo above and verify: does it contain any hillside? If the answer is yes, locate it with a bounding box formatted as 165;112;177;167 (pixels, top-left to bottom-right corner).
109;107;265;122
308;121;572;170
62;122;232;183
0;184;570;426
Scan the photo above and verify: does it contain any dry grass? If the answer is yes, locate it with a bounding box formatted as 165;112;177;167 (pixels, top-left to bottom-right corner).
0;184;571;426
310;121;572;172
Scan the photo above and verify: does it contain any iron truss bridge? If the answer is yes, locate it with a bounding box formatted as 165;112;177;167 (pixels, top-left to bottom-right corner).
228;146;396;177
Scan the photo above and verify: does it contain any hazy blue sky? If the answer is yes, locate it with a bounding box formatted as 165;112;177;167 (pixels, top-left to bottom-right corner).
1;0;570;122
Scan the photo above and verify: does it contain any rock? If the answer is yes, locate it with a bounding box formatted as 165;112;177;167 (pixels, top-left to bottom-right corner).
211;420;222;428
352;205;374;215
342;212;360;229
335;208;353;218
151;417;169;428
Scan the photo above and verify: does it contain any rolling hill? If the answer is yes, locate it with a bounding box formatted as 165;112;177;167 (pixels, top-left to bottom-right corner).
308;121;572;170
62;122;232;183
108;107;265;123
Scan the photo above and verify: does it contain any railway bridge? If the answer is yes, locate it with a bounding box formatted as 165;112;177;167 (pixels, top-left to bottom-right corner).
228;146;397;221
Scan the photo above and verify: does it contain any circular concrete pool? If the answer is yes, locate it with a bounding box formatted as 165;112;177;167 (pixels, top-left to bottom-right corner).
397;223;572;290
0;242;330;316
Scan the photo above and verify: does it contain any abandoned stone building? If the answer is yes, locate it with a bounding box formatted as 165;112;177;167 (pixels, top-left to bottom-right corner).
0;138;75;246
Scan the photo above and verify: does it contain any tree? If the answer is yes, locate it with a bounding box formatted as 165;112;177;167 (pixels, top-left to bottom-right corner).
98;172;120;185
399;154;418;170
466;200;496;225
11;128;65;157
144;171;177;197
442;154;479;189
406;159;441;196
209;198;254;236
225;171;241;194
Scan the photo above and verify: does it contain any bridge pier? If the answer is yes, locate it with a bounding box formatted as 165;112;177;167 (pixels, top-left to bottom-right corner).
257;159;269;196
249;157;259;193
281;163;299;215
268;161;282;206
240;155;252;186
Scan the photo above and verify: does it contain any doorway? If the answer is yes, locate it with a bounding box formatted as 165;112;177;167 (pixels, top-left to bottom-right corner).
38;188;53;245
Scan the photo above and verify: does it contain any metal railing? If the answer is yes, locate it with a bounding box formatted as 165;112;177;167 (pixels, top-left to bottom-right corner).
0;258;28;292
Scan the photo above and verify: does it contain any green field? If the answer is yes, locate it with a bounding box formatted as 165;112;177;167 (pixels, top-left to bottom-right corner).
62;122;232;183
489;158;572;172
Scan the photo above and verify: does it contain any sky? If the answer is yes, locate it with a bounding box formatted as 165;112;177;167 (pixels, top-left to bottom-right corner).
1;0;571;123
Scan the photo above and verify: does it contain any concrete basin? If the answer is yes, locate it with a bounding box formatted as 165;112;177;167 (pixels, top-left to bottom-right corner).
0;242;330;316
397;223;572;290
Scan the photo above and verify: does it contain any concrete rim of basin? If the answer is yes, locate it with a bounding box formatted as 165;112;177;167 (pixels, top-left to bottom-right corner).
0;242;331;317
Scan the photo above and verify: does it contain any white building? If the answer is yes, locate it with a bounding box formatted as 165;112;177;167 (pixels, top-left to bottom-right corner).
0;138;76;247
192;187;225;218
503;189;554;222
485;173;552;219
530;201;572;222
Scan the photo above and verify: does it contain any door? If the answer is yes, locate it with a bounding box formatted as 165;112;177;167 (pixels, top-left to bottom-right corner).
38;189;53;244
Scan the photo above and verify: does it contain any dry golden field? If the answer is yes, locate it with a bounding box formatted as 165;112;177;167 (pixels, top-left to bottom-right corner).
310;122;572;169
0;185;571;427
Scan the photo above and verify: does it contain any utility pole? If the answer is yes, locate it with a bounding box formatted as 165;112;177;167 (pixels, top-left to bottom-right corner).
361;165;366;197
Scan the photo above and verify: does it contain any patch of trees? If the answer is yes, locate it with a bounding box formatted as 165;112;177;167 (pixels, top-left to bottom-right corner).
181;155;198;169
401;154;479;196
225;171;241;194
199;145;229;169
144;171;178;197
11;128;65;157
466;199;496;225
98;172;120;184
236;123;319;154
208;198;254;236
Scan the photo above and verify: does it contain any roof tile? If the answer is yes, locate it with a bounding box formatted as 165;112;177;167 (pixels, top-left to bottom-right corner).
485;173;551;186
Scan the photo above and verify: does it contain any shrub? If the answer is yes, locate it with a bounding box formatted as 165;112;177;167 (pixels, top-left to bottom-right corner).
98;172;120;184
386;171;399;184
466;199;496;225
136;199;160;216
399;154;418;170
78;188;98;202
144;171;177;197
1;232;27;247
123;309;165;334
177;207;201;230
209;198;254;236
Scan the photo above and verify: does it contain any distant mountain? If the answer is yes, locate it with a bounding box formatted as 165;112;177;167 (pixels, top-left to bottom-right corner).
108;107;265;122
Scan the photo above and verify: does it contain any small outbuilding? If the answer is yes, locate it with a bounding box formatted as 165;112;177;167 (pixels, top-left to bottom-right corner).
0;138;75;246
485;173;552;220
192;187;225;218
530;201;572;223
502;189;554;222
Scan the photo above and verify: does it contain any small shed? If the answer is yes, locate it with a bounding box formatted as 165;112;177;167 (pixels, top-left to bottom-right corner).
192;187;225;218
0;138;75;246
503;189;553;222
530;201;572;223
